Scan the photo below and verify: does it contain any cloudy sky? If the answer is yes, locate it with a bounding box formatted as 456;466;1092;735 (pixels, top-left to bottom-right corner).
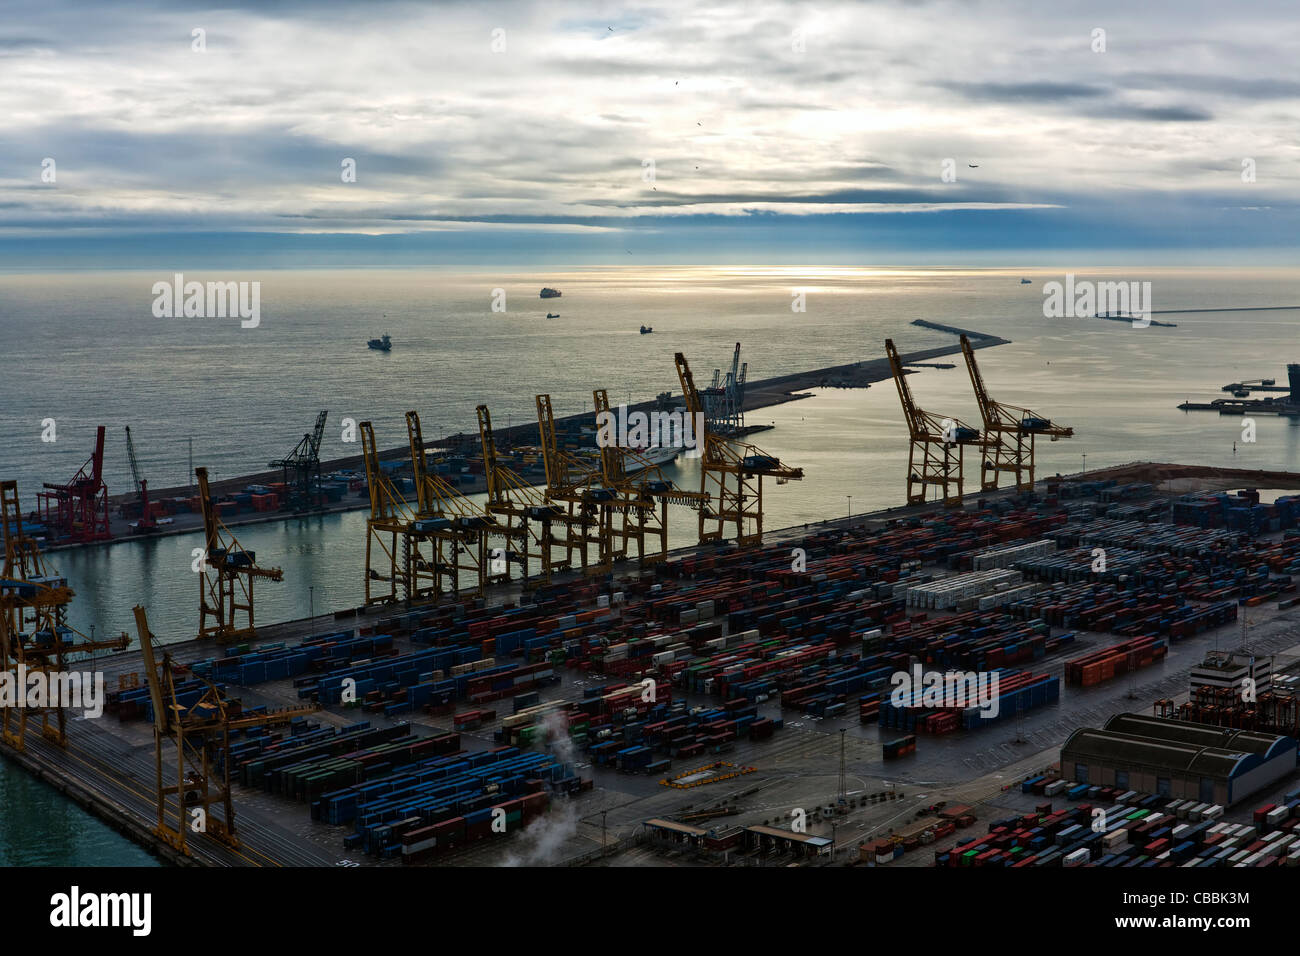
2;0;1298;266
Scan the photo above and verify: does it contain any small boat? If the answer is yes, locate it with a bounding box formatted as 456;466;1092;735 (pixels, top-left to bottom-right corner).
367;334;392;351
639;325;653;334
540;287;562;299
1020;278;1032;284
546;313;560;319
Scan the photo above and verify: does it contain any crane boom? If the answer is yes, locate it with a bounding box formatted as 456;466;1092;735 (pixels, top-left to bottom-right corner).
885;338;986;507
959;334;1073;491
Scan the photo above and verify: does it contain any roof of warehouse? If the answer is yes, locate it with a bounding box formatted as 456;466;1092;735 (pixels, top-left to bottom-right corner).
1104;713;1293;758
1062;729;1248;779
746;825;832;846
644;818;708;837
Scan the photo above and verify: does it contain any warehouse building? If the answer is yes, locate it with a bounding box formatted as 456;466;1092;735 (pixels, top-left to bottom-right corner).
1060;713;1298;807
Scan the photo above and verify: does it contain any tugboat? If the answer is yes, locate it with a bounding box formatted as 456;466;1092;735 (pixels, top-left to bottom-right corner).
368;333;392;351
546;312;560;319
540;287;561;299
639;325;653;334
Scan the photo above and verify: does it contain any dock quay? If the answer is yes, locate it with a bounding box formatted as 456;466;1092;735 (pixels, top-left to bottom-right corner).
6;464;1300;867
42;333;1010;554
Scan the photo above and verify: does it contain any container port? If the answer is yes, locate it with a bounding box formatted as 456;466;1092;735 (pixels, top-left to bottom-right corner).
10;2;1300;941
6;449;1300;874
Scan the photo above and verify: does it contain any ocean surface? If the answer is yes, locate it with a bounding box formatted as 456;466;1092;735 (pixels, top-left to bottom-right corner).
1;265;1298;864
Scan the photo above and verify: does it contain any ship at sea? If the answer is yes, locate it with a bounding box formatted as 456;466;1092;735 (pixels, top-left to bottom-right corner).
367;333;392;351
540;287;561;299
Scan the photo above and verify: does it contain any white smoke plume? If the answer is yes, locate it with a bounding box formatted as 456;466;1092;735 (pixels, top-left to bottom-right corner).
500;708;581;866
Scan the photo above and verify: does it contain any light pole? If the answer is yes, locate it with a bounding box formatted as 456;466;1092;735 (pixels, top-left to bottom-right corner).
309;586;314;628
1081;453;1087;476
846;495;852;519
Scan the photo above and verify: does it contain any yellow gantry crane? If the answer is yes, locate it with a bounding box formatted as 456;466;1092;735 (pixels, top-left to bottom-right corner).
405;410;498;600
885;338;990;508
359;420;422;605
592;388;707;566
535;394;613;575
674;352;803;545
476;404;562;584
195;467;283;642
960;334;1074;491
0;480;130;751
134;605;316;856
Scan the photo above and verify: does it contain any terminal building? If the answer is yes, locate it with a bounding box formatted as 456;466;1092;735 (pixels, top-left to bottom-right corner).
1060;713;1298;807
1188;650;1272;697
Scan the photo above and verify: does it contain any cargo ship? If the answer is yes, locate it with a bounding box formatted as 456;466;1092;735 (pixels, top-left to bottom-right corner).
540;287;561;299
367;334;392;351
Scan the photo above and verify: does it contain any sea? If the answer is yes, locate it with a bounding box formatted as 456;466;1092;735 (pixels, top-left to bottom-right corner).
1;264;1297;864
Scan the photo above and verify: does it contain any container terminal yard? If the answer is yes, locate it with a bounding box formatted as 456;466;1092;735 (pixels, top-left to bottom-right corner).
4;334;1300;873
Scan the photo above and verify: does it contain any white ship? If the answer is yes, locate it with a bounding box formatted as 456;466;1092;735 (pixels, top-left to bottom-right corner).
626;443;680;470
585;441;681;471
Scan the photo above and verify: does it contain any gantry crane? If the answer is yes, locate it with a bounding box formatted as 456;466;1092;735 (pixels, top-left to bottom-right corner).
195;467;283;641
124;425;157;534
359;420;421;605
885;338;989;508
1;480;129;751
674;352;803;545
535;394;613;575
133;605;315;855
592;388;707;566
37;425;111;543
269;410;328;512
406;410;497;600
960;335;1074;491
703;342;747;435
476;404;563;585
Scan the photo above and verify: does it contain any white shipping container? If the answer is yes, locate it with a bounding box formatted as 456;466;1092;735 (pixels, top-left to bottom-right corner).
1202;805;1224;821
1063;848;1090;867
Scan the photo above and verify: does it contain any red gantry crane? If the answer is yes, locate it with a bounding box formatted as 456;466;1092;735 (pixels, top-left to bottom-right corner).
38;425;111;542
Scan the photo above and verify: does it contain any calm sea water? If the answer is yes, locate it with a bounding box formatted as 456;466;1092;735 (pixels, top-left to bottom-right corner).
1;265;1297;863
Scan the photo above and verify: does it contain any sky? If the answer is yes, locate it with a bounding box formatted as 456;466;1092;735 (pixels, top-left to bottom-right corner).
1;0;1298;267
